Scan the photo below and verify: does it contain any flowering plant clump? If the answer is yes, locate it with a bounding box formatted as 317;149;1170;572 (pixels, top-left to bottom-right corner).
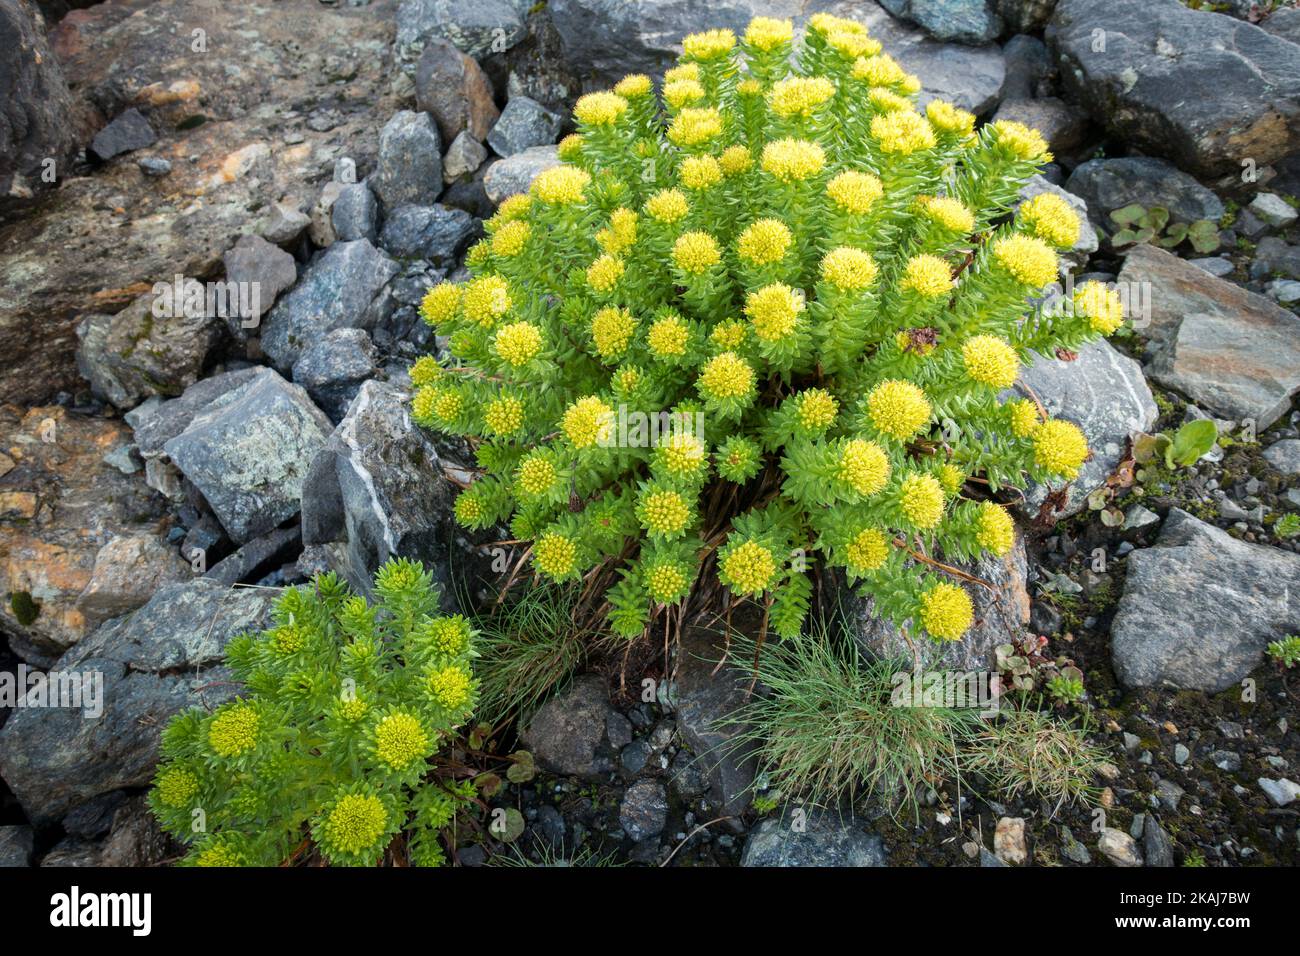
148;560;478;867
411;14;1121;645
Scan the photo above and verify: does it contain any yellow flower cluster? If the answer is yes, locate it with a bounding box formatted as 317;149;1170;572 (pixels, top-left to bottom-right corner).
419;282;460;326
1019;192;1080;249
745;283;804;341
669;107;723;147
1032;419;1089;478
838;438;890;496
760;138;826;182
796;388;838;430
699;351;754;400
493;321;542;366
156;766;199;808
534;532;578;577
673;230;722;274
901;254;953;297
586;254;624;292
562;395;614;448
991;119;1052;163
491;219;530;257
737;218;792;265
993;234;1058;288
919;582;974;640
870;110;936;155
682;27;735;61
768;76;836;117
744;16;793;51
516;455;557;496
323;793;388;855
591;305;637;359
680;154;723;190
820;246;878;291
925;99;975;137
574;90;628;127
1008;399;1040;438
462;274;512;327
647;312;690;356
663;78;705;109
868;379;932;440
615;73;652;98
719;145;753;175
721;540;777;595
975;502;1015;557
1073;280;1125;335
919;195;974;234
645;187;689;223
642;489;691;535
531;164;591;205
426;664;473;711
961;334;1020;389
661;431;707;477
898;473;945;528
596;207;638;255
209;704;259;759
373;712;429;771
646;562;690;603
845;527;890;574
826;169;883;214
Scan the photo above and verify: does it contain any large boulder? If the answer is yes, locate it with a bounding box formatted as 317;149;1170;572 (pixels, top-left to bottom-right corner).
1111;509;1300;692
300;380;457;595
0;405;175;664
260;239;398;372
0;578;277;826
0;0;79;218
1048;0;1300;178
841;531;1030;672
1009;339;1158;521
163;367;333;544
1118;243;1300;430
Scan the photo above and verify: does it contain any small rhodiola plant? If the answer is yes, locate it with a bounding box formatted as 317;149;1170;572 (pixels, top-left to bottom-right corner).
148;559;479;867
410;14;1124;646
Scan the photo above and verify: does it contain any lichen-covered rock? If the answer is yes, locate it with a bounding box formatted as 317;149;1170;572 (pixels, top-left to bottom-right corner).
395;0;530;62
299;380;456;594
879;0;1003;45
1111;509;1300;692
75;289;223;410
291;328;380;423
163;367;332;544
372;110;443;211
260;238;398;372
741;809;888;867
1049;0;1300;177
0;578;276;826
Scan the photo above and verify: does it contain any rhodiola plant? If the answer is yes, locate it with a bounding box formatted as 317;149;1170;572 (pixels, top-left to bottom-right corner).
409;13;1123;647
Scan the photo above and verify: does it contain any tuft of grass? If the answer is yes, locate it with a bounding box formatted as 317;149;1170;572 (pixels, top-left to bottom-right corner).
724;623;982;820
469;583;591;727
488;841;622;867
960;707;1106;816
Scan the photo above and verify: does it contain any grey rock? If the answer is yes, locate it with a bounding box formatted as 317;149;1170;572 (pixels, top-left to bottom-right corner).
673;625;759;815
98;796;170;867
259;201;311;246
741;809;887;867
1010;339;1158;521
395;0;529;62
1048;0;1300;178
136;156;172;177
1123;503;1160;532
844;532;1029;672
1098;827;1143;867
0;0;79;213
378;203;481;263
415;37;500;143
331;182;379;243
261;238;399;372
979;846;1007;867
1211;750;1242;773
89;107;156;162
1262;5;1300;45
668;750;707;798
222;233;297;337
879;0;1003;45
995;0;1057;34
127;366;263;458
1120;246;1300;430
1111;509;1300;692
1065;157;1224;229
0;825;34;867
1267;279;1300;305
309;180;345;247
75;533;190;629
292;327;379;423
1248;193;1298;229
620;740;651;774
372;110;443;211
1264;439;1300;477
299;380;456;594
1189;257;1234;279
1258;777;1300;807
482;145;560;204
520;674;617;779
39;839;101;867
1156;778;1185;812
0;578;276;825
76;290;222;411
1143;816;1175;867
1061;826;1091;864
204;525;301;587
605;711;633;750
1174;743;1190;765
163;367;333;544
444;130;488;183
1001;33;1051;101
619;779;668;842
487;96;562;157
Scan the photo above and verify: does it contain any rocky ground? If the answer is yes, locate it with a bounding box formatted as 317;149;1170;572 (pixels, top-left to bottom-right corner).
1;0;1299;868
